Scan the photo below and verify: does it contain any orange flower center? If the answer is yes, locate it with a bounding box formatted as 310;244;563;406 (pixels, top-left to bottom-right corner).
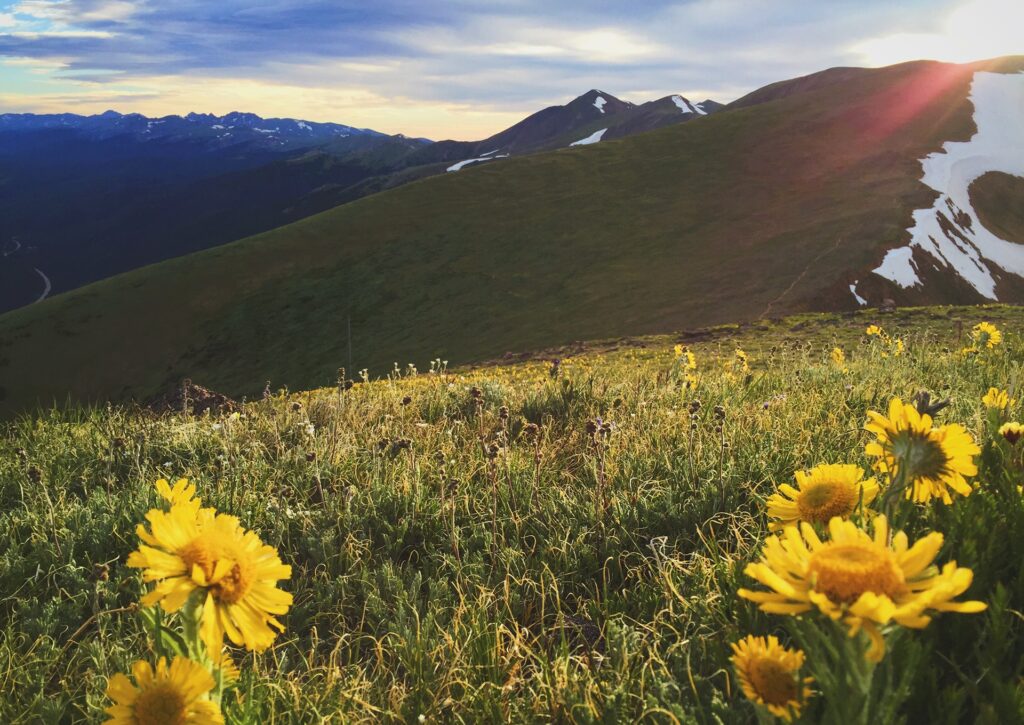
747;656;798;707
797;480;857;524
134;682;186;724
180;535;253;605
808;541;906;604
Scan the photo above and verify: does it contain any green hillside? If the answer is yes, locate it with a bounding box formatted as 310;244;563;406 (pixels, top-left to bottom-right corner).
3;307;1024;722
1;57;1022;415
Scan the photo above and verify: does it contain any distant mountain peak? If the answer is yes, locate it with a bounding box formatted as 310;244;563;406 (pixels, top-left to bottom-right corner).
0;109;394;149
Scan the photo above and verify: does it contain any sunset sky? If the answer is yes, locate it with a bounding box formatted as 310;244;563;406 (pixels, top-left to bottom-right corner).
0;0;1020;140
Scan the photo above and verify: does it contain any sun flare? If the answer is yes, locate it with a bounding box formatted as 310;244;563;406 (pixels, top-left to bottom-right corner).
854;0;1024;67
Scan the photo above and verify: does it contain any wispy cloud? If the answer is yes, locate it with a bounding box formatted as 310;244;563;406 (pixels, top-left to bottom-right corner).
0;0;997;139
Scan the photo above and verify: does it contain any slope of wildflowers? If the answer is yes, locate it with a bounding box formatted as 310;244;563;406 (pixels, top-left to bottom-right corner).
2;305;1023;723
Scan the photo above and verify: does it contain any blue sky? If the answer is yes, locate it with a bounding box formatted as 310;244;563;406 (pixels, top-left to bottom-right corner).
0;0;1020;139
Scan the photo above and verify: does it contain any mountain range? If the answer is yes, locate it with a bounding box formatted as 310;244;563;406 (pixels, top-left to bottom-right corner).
0;90;719;312
0;57;1022;416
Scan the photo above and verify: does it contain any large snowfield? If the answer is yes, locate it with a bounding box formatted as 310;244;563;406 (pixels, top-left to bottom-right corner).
873;71;1024;299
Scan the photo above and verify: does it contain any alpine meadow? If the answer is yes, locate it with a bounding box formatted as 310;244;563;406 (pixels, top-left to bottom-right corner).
2;1;1024;723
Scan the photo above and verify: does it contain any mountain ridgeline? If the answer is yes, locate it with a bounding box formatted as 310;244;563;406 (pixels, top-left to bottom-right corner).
0;91;719;312
0;57;1022;416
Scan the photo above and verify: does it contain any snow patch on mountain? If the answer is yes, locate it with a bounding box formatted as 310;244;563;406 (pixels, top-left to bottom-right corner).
849;282;868;306
692;103;707;116
671;95;693;114
593;96;607;114
446;154;509;172
570;128;607;146
874;247;921;288
872;71;1024;299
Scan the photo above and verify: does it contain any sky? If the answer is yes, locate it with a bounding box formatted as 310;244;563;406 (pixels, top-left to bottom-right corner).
0;0;1021;140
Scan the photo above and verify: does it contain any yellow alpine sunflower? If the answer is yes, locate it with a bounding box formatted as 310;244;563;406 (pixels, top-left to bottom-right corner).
971;321;1002;349
731;635;813;722
127;502;293;654
673;344;697;370
831;347;848;372
155;478;201;509
733;348;751;374
766;464;878;531
865;325;882;337
982;387;1014;410
1000;422;1023;445
104;656;223;725
864;398;979;504
739;515;986;662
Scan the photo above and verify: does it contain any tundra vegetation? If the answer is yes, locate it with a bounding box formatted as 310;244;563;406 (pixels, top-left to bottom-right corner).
2;305;1023;723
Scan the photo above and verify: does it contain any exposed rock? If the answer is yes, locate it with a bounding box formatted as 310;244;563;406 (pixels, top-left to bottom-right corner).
147;378;238;416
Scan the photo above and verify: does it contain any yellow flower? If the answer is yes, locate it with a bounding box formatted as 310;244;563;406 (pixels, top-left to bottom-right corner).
892;338;905;357
739;515;987;662
865;325;882;337
673;344;697;370
864;398;979;504
734;348;751;374
1000;422;1023;445
156;478;201;509
982;387;1014;410
731;635;813;722
104;656;223;725
766;464;879;531
831;347;847;372
971;322;1002;349
128;499;293;654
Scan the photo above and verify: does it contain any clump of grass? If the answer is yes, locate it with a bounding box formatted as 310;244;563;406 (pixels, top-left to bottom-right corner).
2;306;1024;722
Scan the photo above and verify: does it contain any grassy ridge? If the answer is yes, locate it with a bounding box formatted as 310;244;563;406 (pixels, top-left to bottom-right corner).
7;59;1024;415
2;305;1024;722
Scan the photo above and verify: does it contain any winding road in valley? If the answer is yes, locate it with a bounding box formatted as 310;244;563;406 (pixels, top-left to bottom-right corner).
2;237;52;304
33;268;52;303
